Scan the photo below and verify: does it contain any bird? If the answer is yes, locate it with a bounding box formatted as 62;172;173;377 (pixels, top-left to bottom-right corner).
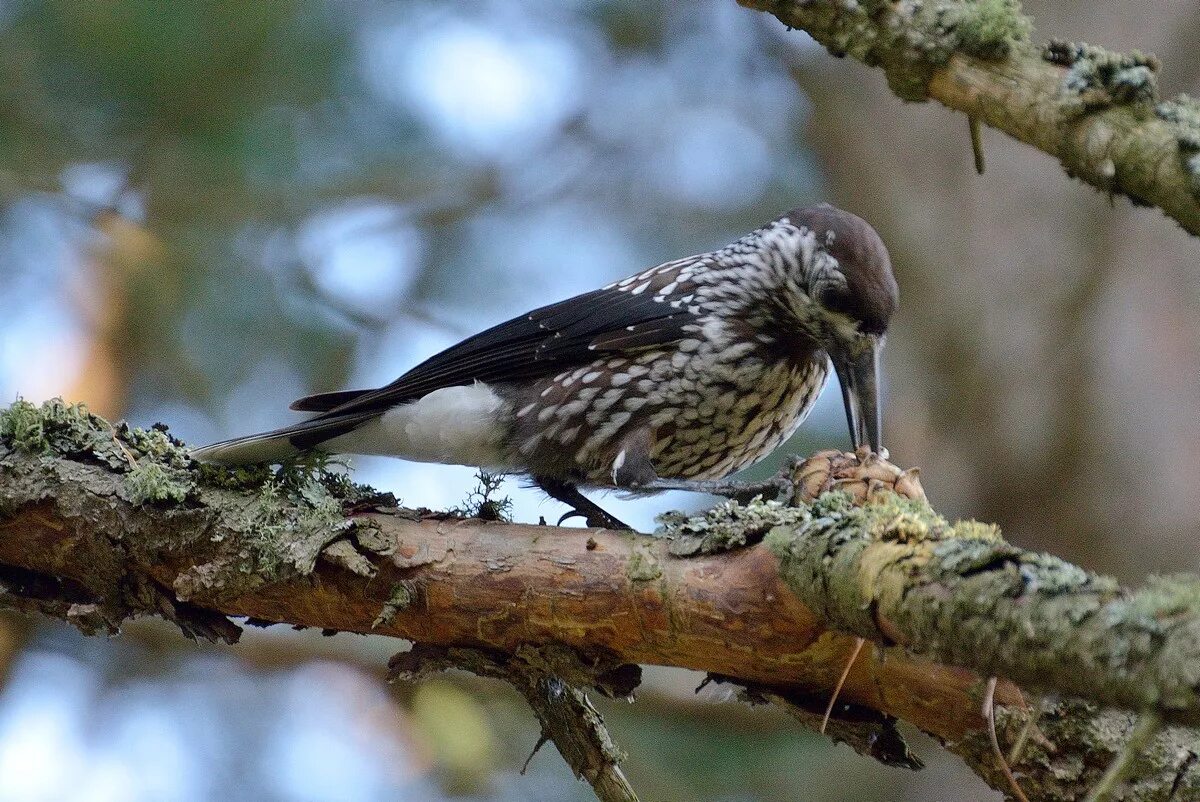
192;205;898;529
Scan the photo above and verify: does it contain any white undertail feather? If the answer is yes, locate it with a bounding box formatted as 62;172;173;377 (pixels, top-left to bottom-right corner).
324;383;511;467
192;382;511;468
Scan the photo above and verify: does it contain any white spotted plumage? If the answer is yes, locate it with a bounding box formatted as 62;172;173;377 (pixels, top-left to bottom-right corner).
502;213;852;485
194;205;895;520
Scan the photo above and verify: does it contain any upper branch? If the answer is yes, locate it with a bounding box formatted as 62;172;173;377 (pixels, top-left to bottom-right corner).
738;0;1200;236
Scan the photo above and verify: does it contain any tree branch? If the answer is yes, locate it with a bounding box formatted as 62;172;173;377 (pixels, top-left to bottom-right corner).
737;0;1200;236
390;644;641;802
3;399;1200;799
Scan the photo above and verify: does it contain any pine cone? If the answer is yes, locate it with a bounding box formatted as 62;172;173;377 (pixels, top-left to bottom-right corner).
791;447;926;505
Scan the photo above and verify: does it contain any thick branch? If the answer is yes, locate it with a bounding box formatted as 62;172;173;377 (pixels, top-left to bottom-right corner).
3;400;1200;799
767;494;1200;727
738;0;1200;236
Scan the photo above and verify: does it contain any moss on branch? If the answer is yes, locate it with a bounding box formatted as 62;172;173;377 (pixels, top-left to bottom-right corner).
741;0;1031;101
0;398;372;622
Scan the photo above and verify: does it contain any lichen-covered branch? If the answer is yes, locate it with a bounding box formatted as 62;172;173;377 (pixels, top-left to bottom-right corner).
737;0;1200;236
3;400;1200;799
766;492;1200;727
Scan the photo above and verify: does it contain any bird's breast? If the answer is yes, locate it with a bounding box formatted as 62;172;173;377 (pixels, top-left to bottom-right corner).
647;346;829;480
503;320;829;484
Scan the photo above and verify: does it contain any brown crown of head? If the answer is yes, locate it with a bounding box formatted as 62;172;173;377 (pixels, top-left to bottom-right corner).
784;205;899;335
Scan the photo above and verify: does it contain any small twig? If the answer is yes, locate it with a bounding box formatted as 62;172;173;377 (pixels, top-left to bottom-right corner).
969;116;986;175
523;675;640;802
389;646;640;802
1008;698;1042;766
521;733;551;775
984;677;1030;802
107;424;138;469
1085;710;1164;802
822;637;867;734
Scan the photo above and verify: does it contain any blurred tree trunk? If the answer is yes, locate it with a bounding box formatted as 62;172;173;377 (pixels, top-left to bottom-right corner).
66;210;164;419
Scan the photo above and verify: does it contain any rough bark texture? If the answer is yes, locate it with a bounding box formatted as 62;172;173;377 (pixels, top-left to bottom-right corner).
767;494;1200;727
737;0;1200;236
3;400;1200;800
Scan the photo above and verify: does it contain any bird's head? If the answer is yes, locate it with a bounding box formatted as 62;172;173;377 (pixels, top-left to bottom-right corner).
777;205;898;454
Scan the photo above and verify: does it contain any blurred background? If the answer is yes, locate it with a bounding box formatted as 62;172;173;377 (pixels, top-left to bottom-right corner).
1;0;1197;799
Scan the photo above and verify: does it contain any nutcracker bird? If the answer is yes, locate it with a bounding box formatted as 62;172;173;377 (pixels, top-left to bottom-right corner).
193;205;898;529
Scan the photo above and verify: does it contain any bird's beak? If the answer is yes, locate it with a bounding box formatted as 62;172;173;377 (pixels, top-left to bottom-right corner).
831;336;883;453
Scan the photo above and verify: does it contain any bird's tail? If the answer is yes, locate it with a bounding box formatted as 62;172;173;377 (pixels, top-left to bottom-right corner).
190;412;376;465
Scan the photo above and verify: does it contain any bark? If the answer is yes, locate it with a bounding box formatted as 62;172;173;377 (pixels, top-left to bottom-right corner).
3;399;1200;800
737;0;1200;237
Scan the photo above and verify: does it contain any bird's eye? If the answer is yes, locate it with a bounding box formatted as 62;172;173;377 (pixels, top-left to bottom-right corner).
816;285;850;314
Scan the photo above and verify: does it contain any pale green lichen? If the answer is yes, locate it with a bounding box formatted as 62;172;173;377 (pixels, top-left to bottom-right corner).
803;491;1000;546
1157;94;1200;146
374;581;418;628
766;490;1200;721
0;399;384;585
966;699;1200;801
119;421;193;468
236;474;352;580
0;398;124;465
198;449;365;495
945;0;1032;60
126;462;195;505
626;547;663;582
1156;94;1200;196
0;398;190;475
661;497;810;557
950;519;1003;541
0;397;54;453
773;0;1031;102
1044;40;1160;113
765;490;1030;633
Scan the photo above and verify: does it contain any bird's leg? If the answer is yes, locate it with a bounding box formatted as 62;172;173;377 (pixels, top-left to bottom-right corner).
535;476;633;531
643;462;800;505
643;476;794;505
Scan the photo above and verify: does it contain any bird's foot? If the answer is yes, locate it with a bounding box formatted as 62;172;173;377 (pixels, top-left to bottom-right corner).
556;506;633;531
536;477;633;531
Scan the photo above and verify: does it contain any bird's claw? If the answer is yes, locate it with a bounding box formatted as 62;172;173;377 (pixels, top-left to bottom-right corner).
537;478;633;531
557;510;588;526
553;500;632;530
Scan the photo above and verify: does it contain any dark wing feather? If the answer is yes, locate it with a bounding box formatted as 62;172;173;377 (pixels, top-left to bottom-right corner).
290;389;373;412
309;285;699;420
590;318;690;352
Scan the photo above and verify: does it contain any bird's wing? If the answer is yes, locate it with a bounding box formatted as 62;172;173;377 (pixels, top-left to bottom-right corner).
304;283;702;420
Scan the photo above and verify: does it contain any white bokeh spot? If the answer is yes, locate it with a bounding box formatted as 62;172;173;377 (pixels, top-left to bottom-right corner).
365;21;580;157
